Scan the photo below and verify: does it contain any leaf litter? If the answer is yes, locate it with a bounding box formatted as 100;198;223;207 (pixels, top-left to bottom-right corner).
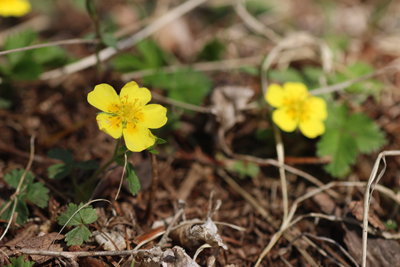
1;0;400;267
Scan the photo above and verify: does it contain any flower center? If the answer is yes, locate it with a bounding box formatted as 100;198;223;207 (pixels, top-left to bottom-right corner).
283;94;311;122
115;96;144;126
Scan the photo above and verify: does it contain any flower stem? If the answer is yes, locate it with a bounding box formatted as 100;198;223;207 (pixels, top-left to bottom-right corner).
145;153;158;221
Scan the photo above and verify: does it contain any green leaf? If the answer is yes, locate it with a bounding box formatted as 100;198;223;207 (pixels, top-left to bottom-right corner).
269;68;304;83
113;146;133;166
4;169;34;189
4;29;37;66
5;256;35;267
32;45;67;67
27;183;50;208
148;149;159;154
75;160;99;170
111;40;165;72
144;69;212;106
10;58;43;81
47;163;73;179
317;104;386;177
231;161;260;179
57;203;98;226
197;39;225;61
347;113;386;153
126;163;140;196
64;225;92;246
47;148;74;165
0;195;29;225
101;32;118;49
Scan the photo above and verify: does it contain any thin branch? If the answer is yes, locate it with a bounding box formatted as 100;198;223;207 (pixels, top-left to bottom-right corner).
0;39;99;56
40;0;208;81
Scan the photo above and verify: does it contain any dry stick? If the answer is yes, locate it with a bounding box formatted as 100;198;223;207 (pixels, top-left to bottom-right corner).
40;0;208;81
157;209;185;248
216;168;318;266
0;136;35;245
233;0;282;43
121;55;264;81
20;248;144;258
361;150;400;267
0;39;100;56
311;60;400;96
145;153;158;221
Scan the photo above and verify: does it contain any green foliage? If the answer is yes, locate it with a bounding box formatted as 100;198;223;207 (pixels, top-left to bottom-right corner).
144;69;212;106
147;137;167;154
328;62;383;102
197;39;225;61
57;203;98;246
0;29;67;81
269;67;324;90
231;161;260;179
5;256;35;267
47;148;99;179
113;145;133;166
111;40;165;72
127;162;141;196
1;169;49;225
317;104;386;177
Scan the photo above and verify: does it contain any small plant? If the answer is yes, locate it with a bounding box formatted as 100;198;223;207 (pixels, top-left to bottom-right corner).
0;169;49;225
57;203;98;246
5;256;35;267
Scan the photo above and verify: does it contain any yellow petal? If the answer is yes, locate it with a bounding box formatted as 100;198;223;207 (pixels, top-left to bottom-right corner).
88;84;120;113
283;82;309;102
306;96;328;121
96;114;123;139
299;119;325;138
265;84;285;107
272;108;298;132
0;0;31;17
123;123;155;152
140;104;168;129
120;81;151;107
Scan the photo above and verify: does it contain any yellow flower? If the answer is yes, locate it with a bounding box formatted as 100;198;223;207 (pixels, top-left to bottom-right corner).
88;81;168;152
265;82;327;138
0;0;31;17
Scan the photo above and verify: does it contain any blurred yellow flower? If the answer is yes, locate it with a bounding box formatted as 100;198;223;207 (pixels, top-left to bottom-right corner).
0;0;31;17
265;82;327;138
88;81;168;152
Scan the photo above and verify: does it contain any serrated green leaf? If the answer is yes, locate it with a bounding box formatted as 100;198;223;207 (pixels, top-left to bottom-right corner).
4;169;35;189
57;203;98;226
144;70;212;106
4;29;37;66
47;148;74;164
318;130;357;177
27;183;50;208
47;163;73;180
0;195;29;225
5;255;35;267
127;163;140;196
75;160;99;170
64;225;92;246
317;104;386;177
346;113;386;153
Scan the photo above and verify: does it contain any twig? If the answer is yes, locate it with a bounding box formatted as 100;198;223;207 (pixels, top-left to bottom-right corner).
121;55;264;81
145;153;159;221
40;0;208;81
311;60;400;96
0;39;99;56
233;0;282;43
157;208;185;248
20;248;143;258
361;150;400;267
